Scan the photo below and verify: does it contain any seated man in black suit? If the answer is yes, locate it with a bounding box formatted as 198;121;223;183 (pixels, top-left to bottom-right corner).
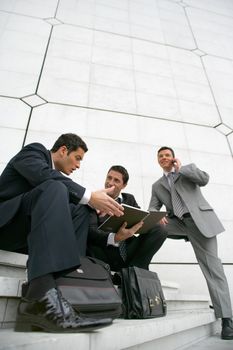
0;133;124;333
88;165;167;272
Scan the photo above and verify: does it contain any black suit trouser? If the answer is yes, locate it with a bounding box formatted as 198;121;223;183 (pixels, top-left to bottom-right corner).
0;180;89;281
89;225;167;271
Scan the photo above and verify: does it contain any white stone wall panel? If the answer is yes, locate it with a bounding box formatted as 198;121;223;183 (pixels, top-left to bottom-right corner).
0;0;233;304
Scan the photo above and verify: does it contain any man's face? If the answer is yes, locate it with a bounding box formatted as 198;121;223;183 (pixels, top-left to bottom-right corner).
157;149;174;172
55;146;85;175
104;170;127;199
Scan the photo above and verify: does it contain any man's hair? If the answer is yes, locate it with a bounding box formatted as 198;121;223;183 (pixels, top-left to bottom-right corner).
51;133;88;154
108;165;129;185
157;146;175;158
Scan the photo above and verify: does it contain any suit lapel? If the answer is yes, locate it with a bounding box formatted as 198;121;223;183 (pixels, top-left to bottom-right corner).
173;172;180;183
160;174;170;191
161;173;181;190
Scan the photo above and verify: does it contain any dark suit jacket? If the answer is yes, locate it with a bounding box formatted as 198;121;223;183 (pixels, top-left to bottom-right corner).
88;192;139;247
0;142;86;228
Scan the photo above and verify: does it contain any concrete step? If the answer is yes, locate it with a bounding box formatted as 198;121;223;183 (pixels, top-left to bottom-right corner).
165;292;211;312
0;251;180;293
0;251;179;324
0;310;219;350
0;255;217;349
182;334;233;350
0;275;210;330
0;251;27;279
0;277;24;329
0;276;180;299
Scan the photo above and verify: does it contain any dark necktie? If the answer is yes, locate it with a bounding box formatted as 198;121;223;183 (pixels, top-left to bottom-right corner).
119;240;127;261
116;197;127;261
167;172;185;219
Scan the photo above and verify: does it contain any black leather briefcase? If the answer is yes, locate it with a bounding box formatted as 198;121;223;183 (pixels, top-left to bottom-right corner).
56;257;122;319
120;266;167;319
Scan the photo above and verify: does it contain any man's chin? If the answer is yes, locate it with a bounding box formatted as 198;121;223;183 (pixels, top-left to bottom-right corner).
162;165;172;172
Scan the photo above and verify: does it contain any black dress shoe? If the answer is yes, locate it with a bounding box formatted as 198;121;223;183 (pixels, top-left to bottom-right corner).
221;318;233;340
15;288;112;333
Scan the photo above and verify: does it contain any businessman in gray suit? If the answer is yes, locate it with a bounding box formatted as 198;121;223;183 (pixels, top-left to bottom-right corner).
149;146;233;340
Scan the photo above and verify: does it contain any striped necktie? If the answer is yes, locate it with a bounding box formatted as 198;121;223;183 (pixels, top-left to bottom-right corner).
116;197;127;261
167;172;185;219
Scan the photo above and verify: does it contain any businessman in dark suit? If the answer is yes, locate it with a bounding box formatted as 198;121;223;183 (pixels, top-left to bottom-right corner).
149;146;233;340
0;133;123;333
88;165;167;272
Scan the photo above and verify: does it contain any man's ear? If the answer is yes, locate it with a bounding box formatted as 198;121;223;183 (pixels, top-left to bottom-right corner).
122;182;127;190
59;145;67;156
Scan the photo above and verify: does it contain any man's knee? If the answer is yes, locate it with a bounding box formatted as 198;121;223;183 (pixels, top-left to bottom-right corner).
39;180;67;193
148;224;168;239
35;180;68;202
26;180;69;209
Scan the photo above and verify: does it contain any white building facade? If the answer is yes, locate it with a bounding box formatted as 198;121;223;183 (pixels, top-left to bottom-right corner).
0;0;233;306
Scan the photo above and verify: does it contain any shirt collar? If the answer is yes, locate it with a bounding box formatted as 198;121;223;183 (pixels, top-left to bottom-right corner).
50;152;55;170
164;167;175;177
115;193;123;202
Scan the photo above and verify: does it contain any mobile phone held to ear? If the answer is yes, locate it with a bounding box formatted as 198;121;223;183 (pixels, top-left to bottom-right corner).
172;159;177;165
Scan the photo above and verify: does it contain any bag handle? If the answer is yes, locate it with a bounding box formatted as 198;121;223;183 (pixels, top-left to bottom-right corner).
83;256;111;272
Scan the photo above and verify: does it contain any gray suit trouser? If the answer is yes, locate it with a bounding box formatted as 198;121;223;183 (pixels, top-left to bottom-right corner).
166;216;232;318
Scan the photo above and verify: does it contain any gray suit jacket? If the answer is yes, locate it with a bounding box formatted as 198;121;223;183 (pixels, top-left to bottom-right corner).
148;163;224;238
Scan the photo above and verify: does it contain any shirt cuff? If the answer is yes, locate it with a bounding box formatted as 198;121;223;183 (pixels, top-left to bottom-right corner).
79;189;91;205
107;232;120;247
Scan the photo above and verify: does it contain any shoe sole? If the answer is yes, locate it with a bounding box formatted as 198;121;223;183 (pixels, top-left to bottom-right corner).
221;335;233;340
15;316;112;333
